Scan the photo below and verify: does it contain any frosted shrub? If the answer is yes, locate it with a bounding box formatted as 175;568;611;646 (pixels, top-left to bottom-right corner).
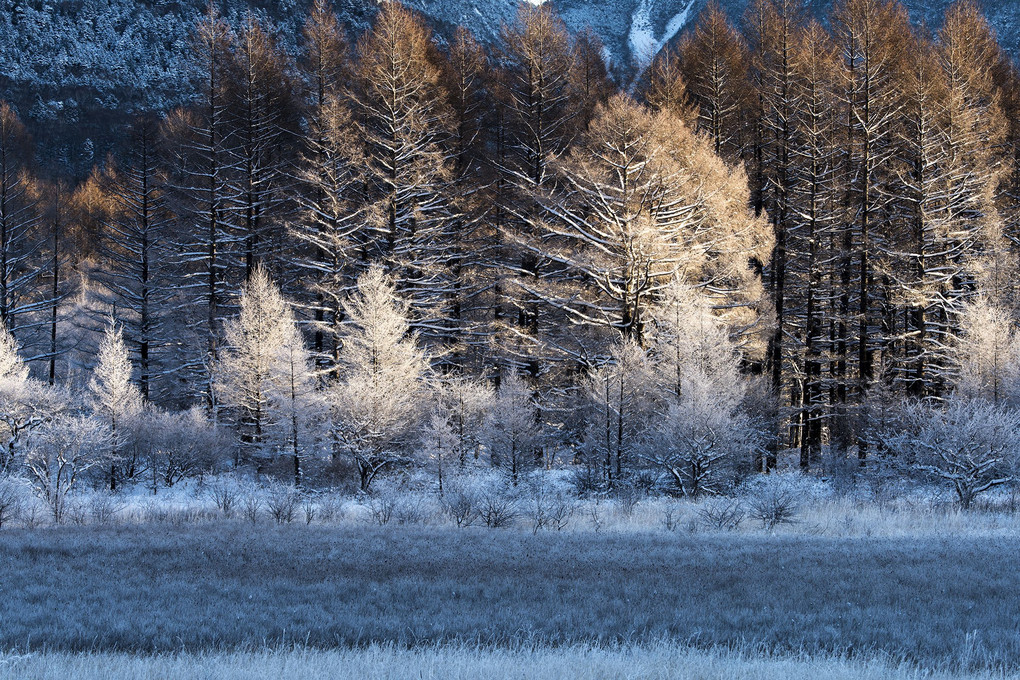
746;476;801;530
88;494;123;525
527;484;575;533
209;480;240;518
25;415;111;523
240;487;262;524
393;496;430;526
697;498;746;531
367;496;397;525
0;477;25;528
479;487;519;528
301;493;318;525
443;487;479;528
890;398;1020;509
266;484;299;525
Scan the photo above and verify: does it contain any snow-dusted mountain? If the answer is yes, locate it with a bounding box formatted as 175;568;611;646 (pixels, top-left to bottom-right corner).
1;0;1016;174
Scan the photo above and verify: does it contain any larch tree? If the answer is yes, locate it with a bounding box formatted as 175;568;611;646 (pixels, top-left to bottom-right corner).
99;117;175;401
163;5;237;402
0;102;45;341
495;3;575;186
519;95;771;356
88;320;144;490
568;28;614;133
580;340;663;488
831;0;910;457
352;1;457;345
217;265;294;464
639;47;694;125
329;267;430;491
678;1;751;162
638;280;762;495
482;369;543;486
789;21;840;466
298;0;352;367
438;26;493;367
226;14;301;283
291;95;365;371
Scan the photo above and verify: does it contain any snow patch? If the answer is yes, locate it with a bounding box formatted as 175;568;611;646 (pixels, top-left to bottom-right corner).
601;45;614;68
628;0;696;69
661;0;695;47
628;0;658;67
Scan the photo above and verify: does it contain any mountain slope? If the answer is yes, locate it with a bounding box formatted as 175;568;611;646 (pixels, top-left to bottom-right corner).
0;0;1016;174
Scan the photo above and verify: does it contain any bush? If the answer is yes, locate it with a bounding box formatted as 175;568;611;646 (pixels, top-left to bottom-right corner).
0;478;24;529
662;502;684;532
318;495;346;523
88;494;122;525
442;488;479;528
367;496;396;525
697;498;745;531
479;489;519;528
240;488;262;524
747;477;801;530
209;481;240;519
393;496;430;526
266;485;298;525
301;493;318;525
528;488;575;533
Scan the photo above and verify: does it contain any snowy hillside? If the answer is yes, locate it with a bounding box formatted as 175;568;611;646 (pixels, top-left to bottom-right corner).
1;0;1017;174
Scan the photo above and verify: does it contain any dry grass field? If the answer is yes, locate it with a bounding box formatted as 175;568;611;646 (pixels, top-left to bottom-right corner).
2;644;1019;680
0;523;1018;675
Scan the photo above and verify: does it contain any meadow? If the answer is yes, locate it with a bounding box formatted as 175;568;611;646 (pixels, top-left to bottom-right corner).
1;522;1019;675
2;644;1018;680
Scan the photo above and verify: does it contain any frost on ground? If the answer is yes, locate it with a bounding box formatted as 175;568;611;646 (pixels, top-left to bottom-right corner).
1;523;1019;670
1;645;1014;680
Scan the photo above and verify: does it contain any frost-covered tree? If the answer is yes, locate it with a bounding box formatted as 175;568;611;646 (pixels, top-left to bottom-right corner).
677;1;750;160
99;117;175;400
273;318;322;486
433;373;494;469
482;371;543;486
88;320;144;490
226;14;301;282
521;95;771;354
162;6;237;400
292;95;365;370
580;340;663;488
953;298;1020;405
0;320;62;474
0;102;45;339
637;282;762;495
892;398;1020;509
25;415;110;523
352;2;457;340
329;267;429;491
217;265;295;463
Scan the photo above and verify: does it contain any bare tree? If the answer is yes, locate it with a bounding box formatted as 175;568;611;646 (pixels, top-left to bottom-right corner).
892;398;1020;509
25;415;110;523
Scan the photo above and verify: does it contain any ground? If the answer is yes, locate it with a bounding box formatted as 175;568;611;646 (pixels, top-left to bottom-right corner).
1;522;1019;678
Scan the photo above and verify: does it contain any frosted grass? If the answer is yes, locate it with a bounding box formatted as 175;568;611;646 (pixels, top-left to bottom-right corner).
1;644;1016;680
